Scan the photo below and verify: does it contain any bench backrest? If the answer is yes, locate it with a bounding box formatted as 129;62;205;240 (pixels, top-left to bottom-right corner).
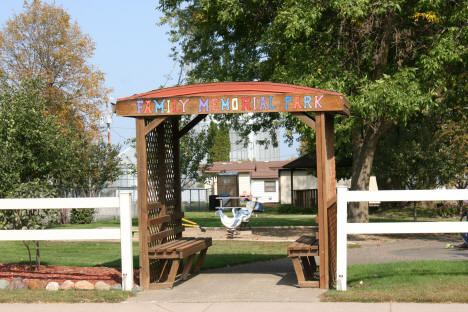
148;211;184;245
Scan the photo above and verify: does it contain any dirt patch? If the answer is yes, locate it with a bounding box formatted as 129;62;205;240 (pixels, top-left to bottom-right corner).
0;263;137;286
184;226;318;241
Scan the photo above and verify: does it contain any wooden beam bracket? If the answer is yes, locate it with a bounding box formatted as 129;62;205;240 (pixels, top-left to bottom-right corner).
291;112;316;130
177;114;207;138
144;116;168;136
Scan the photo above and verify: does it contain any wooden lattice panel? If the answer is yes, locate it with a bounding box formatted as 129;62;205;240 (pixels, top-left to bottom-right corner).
142;117;182;284
327;203;337;285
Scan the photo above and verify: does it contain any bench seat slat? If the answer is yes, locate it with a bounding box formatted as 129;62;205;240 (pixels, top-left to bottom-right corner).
149;237;212;260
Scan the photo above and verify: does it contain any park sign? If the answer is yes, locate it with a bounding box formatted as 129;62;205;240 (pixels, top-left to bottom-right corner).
116;93;350;117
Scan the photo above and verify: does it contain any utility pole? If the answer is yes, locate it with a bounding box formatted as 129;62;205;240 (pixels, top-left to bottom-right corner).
106;97;114;193
106;97;113;146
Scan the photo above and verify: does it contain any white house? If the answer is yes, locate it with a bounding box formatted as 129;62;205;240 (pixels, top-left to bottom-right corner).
203;160;289;203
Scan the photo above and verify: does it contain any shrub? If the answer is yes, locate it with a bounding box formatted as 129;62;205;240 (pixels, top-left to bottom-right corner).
70;208;95;224
435;204;460;217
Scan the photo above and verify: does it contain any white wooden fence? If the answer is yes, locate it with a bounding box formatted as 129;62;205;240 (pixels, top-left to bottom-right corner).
336;186;468;291
0;192;134;291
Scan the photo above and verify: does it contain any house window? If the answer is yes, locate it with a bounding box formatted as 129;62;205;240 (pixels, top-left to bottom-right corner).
264;180;276;192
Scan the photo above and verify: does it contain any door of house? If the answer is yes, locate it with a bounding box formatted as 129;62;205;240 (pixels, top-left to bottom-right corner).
217;173;239;206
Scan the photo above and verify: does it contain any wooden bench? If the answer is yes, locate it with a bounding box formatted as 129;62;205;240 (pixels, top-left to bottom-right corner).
147;213;212;289
287;235;319;288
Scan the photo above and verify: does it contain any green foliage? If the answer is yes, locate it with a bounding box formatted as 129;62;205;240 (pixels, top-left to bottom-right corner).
207;121;230;162
56;140;122;197
0;78;122;198
180;116;213;188
435;204;461;218
0;79;71;196
70;208;95;224
373;115;441;190
159;0;468;221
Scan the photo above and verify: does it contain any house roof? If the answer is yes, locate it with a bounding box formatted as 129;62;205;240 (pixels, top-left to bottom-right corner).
280;154;353;170
203;160;289;179
281;155;315;169
204;161;256;173
117;82;343;102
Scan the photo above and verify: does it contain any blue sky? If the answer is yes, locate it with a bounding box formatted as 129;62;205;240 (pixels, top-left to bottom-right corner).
0;0;299;159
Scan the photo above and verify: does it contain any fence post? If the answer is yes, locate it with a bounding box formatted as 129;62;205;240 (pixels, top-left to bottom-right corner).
119;191;134;291
336;186;348;291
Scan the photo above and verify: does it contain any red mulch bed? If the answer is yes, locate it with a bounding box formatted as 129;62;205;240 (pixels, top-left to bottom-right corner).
0;263;139;286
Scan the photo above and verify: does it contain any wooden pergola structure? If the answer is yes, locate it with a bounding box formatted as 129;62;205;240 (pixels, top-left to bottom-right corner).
116;82;350;289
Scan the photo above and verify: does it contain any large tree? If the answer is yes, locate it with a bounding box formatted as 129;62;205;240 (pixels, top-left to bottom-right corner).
0;0;109;135
0;78;121;197
207;121;230;162
159;0;468;221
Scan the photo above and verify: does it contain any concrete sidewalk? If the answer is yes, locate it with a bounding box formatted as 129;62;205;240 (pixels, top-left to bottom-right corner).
1;302;467;312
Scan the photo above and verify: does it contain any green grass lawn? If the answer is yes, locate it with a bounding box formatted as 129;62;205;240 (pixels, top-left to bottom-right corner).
324;260;468;303
0;240;289;270
0;290;133;303
369;204;460;223
50;204;459;231
184;211;317;227
51;211;317;229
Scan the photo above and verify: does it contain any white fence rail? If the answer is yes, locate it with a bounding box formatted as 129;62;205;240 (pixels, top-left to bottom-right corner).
0;192;134;291
336;187;468;291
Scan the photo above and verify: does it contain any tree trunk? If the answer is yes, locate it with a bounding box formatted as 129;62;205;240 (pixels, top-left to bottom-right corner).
23;241;32;267
349;122;392;222
35;241;40;270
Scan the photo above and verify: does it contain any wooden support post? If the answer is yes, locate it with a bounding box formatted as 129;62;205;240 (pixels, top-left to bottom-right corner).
136;118;150;289
315;112;337;289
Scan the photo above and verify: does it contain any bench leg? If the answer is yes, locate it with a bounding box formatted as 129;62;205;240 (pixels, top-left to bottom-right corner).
193;248;208;273
291;257;306;284
158;260;170;282
181;254;196;280
165;259;181;288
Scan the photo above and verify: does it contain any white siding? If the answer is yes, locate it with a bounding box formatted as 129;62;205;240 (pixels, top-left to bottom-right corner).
280;170;292;204
279;169;317;204
293;170;317;190
238;173;251;196
251;179;279;203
